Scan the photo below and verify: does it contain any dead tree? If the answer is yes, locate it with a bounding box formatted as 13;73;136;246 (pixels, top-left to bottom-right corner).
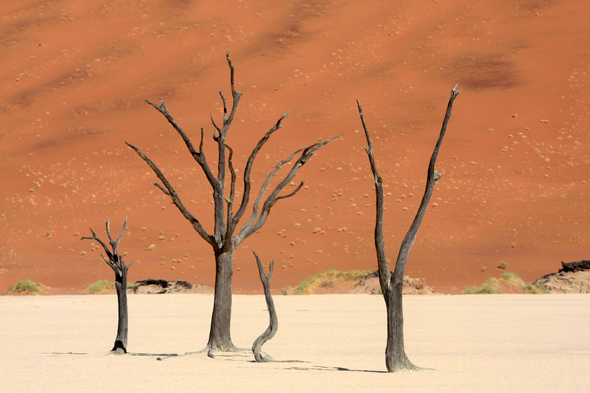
358;83;460;372
252;250;277;362
126;54;338;354
81;219;131;354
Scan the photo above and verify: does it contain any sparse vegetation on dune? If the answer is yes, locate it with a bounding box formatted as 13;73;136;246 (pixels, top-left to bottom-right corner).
463;277;504;294
4;279;43;295
523;282;551;294
295;269;372;294
463;273;549;294
85;280;116;294
499;272;525;287
497;261;509;270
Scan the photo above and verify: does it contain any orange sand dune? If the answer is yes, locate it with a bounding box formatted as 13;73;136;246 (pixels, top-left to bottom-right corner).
1;0;590;294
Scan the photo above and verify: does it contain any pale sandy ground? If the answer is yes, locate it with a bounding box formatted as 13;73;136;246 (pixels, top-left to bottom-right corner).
1;294;588;393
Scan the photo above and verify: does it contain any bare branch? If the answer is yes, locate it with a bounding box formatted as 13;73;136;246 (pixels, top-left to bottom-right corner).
81;228;112;261
273;181;305;204
105;218;128;261
224;53;241;130
199;128;205;154
227;52;236;97
392;84;460;284
154;183;171;196
81;219;130;277
238;136;341;241
240;148;305;235
232;111;290;227
224;143;237;244
145;99;219;191
125;141;214;246
146;99;197;155
219;91;228;122
358;99;390;292
114;218;128;247
210;113;221;136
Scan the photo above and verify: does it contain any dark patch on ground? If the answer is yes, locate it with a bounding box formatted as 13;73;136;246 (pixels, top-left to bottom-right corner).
244;0;332;59
447;53;519;89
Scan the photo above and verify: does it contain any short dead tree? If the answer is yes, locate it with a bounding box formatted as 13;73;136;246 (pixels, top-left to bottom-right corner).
252;250;277;362
358;83;460;372
126;54;338;354
81;219;131;353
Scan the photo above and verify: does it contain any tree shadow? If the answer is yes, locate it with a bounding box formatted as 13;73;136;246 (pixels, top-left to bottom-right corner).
286;365;387;374
44;351;430;373
43;351;181;360
44;352;88;356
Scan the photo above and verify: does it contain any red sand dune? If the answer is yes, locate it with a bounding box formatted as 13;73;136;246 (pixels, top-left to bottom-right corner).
1;0;589;294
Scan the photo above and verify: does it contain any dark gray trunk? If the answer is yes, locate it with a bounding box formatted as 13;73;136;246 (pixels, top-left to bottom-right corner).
384;281;417;372
112;266;129;353
207;249;236;352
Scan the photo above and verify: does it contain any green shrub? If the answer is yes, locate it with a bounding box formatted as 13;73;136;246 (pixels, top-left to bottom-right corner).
295;272;324;295
319;280;335;288
86;280;116;294
497;261;509;269
462;277;503;294
523;283;550;294
12;280;42;294
295;270;373;294
499;272;525;287
463;284;503;294
337;270;372;281
500;272;519;280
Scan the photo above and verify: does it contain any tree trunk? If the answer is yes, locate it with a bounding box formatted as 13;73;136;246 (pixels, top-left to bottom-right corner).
112;267;129;353
384;280;417;372
207;249;236;352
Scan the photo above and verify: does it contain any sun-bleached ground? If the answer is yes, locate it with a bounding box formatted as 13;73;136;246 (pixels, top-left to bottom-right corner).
1;294;588;392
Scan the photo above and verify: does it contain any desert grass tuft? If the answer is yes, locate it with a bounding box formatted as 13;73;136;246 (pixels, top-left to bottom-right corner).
499;272;525;287
463;277;504;294
295;270;372;294
86;280;116;294
523;282;550;294
497;261;509;270
6;279;43;295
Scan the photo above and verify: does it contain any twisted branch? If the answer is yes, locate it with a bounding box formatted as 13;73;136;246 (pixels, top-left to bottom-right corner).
252;250;277;362
125;141;214;246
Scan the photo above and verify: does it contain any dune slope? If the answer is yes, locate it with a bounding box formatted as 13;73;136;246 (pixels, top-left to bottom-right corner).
1;0;590;294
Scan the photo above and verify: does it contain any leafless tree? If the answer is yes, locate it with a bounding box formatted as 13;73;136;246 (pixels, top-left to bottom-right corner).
126;54;338;354
252;250;277;362
81;219;130;353
358;83;460;372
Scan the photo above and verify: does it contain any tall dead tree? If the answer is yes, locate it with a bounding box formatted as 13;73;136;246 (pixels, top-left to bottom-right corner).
252;250;277;362
126;54;338;354
358;83;460;372
81;219;130;353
